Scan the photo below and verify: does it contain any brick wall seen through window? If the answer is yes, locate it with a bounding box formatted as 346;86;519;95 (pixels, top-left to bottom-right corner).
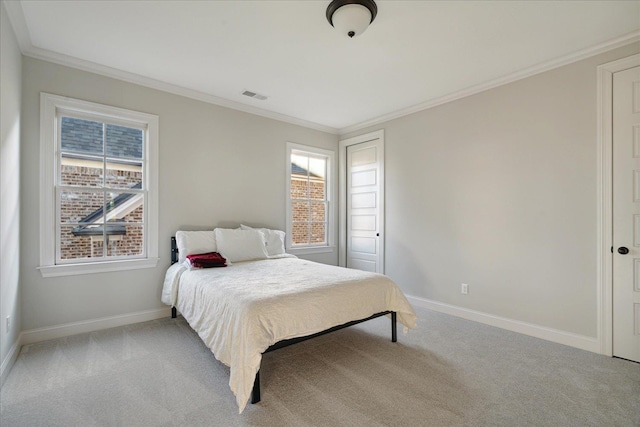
289;151;328;247
58;117;145;261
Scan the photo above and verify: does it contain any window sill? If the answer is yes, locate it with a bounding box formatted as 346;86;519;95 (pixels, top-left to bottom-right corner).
38;258;159;278
287;246;335;256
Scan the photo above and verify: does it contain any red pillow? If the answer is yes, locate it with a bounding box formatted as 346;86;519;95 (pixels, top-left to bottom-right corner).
186;252;227;268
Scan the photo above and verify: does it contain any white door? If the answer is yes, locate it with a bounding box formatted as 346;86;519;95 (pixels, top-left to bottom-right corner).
346;138;383;273
612;65;640;363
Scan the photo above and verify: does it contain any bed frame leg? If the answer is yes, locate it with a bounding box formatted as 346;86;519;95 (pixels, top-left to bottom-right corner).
251;370;261;404
391;312;397;342
171;307;177;319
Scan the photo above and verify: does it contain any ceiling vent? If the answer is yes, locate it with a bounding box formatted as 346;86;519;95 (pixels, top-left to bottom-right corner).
242;90;268;101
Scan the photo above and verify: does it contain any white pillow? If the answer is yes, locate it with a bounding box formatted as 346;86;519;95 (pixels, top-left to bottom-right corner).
175;230;217;263
214;228;268;262
240;224;286;256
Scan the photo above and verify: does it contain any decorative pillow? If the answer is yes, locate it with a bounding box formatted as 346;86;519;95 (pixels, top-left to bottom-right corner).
186;252;227;268
240;224;286;256
175;230;217;263
214;228;268;262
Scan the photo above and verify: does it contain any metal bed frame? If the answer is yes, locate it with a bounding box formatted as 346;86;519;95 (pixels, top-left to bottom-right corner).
169;236;397;404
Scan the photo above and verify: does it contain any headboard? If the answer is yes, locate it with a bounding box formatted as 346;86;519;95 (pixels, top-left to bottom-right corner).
171;236;178;265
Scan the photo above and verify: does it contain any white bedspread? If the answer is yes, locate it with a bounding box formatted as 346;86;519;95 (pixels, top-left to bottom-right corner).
161;257;417;413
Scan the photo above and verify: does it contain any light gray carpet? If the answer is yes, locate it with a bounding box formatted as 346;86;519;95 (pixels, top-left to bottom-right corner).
1;306;638;426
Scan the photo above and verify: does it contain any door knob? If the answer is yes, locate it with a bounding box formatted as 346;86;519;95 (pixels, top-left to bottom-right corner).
618;247;629;255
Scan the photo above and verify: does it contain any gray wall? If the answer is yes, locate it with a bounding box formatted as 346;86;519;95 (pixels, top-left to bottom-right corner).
10;22;639;342
1;2;23;372
343;43;640;338
20;58;338;331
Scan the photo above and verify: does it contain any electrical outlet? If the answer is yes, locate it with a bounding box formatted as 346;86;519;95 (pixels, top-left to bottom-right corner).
5;316;10;333
461;283;469;295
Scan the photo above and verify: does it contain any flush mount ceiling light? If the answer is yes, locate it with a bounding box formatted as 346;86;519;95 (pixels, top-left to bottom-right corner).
326;0;377;38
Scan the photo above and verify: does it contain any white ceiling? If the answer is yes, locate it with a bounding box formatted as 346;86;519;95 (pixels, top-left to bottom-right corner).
5;1;640;134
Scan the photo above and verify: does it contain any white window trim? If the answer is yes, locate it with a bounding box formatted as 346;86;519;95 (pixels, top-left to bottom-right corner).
285;142;336;255
38;93;159;277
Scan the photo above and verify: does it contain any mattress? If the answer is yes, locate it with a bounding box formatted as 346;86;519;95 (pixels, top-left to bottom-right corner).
162;256;417;412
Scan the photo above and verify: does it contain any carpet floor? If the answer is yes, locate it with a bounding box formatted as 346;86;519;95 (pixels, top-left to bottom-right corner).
1;306;638;426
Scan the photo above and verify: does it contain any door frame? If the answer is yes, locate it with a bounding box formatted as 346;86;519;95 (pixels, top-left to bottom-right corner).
597;53;640;357
338;129;385;269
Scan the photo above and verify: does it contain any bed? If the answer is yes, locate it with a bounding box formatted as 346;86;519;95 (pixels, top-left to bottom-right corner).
162;229;417;413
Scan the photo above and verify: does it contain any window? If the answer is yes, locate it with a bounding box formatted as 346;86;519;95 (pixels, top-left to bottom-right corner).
286;142;335;254
39;93;158;277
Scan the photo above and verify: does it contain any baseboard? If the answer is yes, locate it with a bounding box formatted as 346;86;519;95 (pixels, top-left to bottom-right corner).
407;295;600;354
20;307;172;346
0;333;23;388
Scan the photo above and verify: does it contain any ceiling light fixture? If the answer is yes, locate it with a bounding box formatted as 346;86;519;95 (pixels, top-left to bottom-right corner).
326;0;377;38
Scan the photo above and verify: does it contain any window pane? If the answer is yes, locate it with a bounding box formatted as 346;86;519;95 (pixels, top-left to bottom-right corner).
105;192;144;223
106;124;143;160
60;154;103;187
105;159;143;190
310;201;326;222
107;224;144;257
60;190;104;224
292;200;309;223
292;223;309;245
291;154;309;176
61;117;103;155
310;223;326;244
309;179;325;200
290;177;308;199
60;225;103;259
287;146;332;250
308;157;326;180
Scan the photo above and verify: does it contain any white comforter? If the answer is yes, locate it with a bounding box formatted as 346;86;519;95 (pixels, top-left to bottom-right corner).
161;257;417;413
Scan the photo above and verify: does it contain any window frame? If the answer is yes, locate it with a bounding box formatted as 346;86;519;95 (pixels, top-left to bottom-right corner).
285;142;336;255
38;93;159;277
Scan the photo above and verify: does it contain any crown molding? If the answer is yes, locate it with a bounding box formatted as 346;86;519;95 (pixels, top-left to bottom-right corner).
24;46;339;135
3;0;338;135
5;0;638;138
338;30;640;136
22;46;338;135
